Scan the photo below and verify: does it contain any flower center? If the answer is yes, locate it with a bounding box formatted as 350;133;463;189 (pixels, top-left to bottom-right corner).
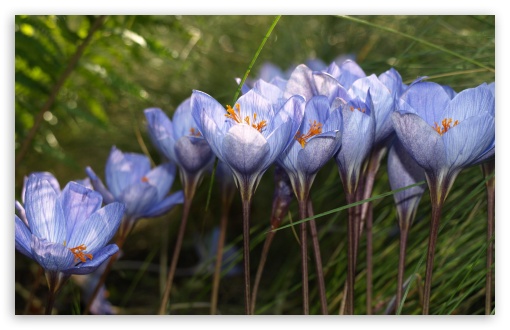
69;244;93;263
189;127;202;137
141;176;149;183
349;106;366;113
433;118;459;135
225;103;267;132
295;120;323;148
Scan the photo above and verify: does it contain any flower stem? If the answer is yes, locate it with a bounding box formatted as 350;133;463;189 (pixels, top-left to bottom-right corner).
365;203;373;315
158;197;193;315
307;199;328;315
298;199;309;315
482;160;495;315
345;192;358;315
396;226;409;314
242;197;253;315
422;190;444;315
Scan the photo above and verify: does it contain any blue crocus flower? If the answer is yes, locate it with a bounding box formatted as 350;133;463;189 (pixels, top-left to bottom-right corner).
278;95;342;201
86;146;184;228
191;88;305;201
392;81;495;197
144;98;216;199
15;173;124;296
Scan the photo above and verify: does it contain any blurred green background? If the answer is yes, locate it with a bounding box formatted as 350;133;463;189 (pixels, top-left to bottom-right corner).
14;15;495;315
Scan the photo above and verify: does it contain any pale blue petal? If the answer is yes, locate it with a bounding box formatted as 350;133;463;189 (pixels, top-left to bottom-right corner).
252;79;286;110
15;215;33;258
236;89;274;125
144;162;177;201
120;183;159;219
144;191;185;218
222;124;270;176
312;72;349;104
31;235;75;271
172;98;197;140
270;76;288;91
105;146;151;198
174;136;215;174
67;202;124;252
25;175;66;243
298;133;340;176
378;68;406;99
336;59;366;89
400;81;451;126
144;107;177;162
60;182;103;241
392;112;446;173
15;200;28;226
258;62;284;82
443;83;494;121
63;244;119;275
285;64;316;101
322;107;343;133
22;172;61;204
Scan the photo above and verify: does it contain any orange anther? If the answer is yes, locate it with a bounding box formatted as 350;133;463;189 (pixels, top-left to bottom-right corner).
189;127;202;137
295;120;323;148
225;104;267;132
69;244;93;263
433;118;459;135
141;176;149;183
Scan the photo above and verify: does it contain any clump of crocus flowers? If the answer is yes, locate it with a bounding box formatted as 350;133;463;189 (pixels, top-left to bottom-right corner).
15;57;494;316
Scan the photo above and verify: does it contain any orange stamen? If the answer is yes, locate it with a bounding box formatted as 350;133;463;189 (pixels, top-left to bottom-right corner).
225;103;267;132
189;127;202;137
141;176;149;183
433;118;459;135
295;120;323;148
349;106;366;113
69;244;93;263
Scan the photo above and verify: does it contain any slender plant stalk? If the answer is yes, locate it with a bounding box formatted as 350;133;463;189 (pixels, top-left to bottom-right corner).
365;203;373;315
44;271;70;315
298;199;309;315
250;230;276;314
242;197;253;315
396;226;409;314
482;160;495;315
345;193;358;315
158;197;193;315
45;290;56;315
307;199;328;315
15;15;107;169
210;188;234;315
422;187;445;315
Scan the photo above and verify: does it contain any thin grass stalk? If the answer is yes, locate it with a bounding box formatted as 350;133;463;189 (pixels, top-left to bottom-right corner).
482;160;495;315
396;226;409;314
158;197;193;314
307;198;328;314
251;230;276;314
298;199;309;314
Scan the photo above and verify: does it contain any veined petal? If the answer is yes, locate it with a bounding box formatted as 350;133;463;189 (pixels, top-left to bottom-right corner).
85;167;116;204
222;124;270;176
31;235;75;271
106;146;151;198
336;59;366;89
144;162;177;201
25;175;66;244
400;81;451;126
322;107;343;133
443;83;495;121
304;95;332;124
312;72;349;104
378;68;406;99
144;108;177;162
143;190;185;218
298;133;340;176
67;202;124;253
285;64;316;101
191;90;228;162
270;76;288;91
252;79;286;110
392;112;446;173
171;98;197;140
15;200;28;226
22;172;61;204
174;136;215;174
119;183;159;219
236;89;274;125
442;113;495;170
15;215;33;258
63;244;119;275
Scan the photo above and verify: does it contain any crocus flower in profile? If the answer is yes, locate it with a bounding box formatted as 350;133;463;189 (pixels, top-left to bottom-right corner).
392;81;495;314
191;87;305;314
15;173;124;314
387;139;426;312
144;98;216;199
86;146;184;238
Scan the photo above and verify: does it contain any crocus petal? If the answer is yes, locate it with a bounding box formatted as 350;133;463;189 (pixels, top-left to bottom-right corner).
85;167;116;204
144;108;177;162
22;172;61;204
143;190;185;218
442;114;495;170
15;215;33;258
25;175;66;244
235;77;252;95
144;162;177;201
60;182;103;241
236;89;274;125
171;98;198;140
67;202;124;253
174;136;215;174
285;64;316;101
443;83;494;122
378;68;406;99
31;235;75;271
392;112;446;173
120;183;159;219
106;147;151;198
400;81;452;126
298;133;340;175
15;200;28;226
191;90;228;162
312;72;349;104
336;59;366;89
63;244;119;275
270;76;288;91
222;124;270;176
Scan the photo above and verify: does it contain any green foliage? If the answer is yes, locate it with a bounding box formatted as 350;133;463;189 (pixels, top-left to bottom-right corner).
15;15;495;315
